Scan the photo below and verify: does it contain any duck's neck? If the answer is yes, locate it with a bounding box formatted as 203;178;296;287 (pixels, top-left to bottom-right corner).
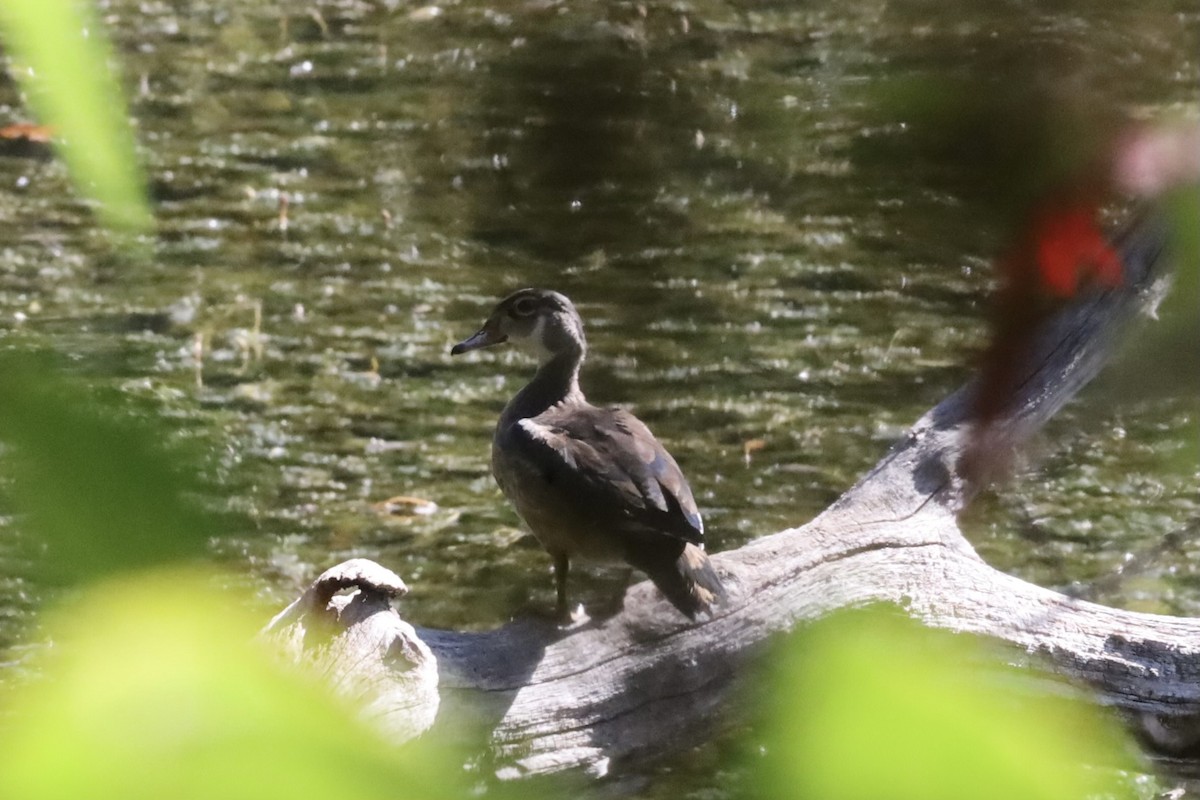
502;349;585;423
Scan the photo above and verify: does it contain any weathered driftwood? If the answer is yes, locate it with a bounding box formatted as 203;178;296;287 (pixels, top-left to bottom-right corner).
265;216;1197;778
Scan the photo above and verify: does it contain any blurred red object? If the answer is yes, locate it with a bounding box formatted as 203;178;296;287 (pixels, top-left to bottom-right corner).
1028;203;1123;297
0;122;53;143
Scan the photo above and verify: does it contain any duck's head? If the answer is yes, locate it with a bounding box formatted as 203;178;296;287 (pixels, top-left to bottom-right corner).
450;288;586;365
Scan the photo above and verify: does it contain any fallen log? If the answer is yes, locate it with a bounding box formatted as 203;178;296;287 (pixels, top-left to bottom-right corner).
265;214;1196;778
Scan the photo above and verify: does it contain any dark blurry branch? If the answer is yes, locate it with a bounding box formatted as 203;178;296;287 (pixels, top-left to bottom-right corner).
264;215;1200;778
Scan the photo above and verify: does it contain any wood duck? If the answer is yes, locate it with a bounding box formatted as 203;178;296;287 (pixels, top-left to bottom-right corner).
450;288;725;622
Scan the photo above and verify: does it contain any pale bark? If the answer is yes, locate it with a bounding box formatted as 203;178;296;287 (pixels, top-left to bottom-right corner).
265;216;1198;777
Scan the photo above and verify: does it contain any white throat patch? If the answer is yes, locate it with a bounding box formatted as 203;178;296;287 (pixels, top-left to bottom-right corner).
520;315;556;364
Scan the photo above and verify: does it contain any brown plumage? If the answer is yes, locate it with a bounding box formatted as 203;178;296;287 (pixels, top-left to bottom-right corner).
450;288;725;621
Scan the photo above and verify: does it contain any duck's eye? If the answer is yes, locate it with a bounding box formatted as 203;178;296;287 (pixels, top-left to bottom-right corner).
511;298;538;317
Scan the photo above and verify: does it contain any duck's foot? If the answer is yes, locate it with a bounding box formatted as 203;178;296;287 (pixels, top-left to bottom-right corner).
512;600;591;630
557;602;590;629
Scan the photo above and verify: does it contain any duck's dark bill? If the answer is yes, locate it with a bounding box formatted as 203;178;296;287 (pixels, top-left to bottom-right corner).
450;329;507;355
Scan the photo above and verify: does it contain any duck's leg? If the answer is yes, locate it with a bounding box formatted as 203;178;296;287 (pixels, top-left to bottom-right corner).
553;552;571;621
550;552;590;626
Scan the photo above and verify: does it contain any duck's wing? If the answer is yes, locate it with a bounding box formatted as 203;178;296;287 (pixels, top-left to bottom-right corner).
511;405;704;545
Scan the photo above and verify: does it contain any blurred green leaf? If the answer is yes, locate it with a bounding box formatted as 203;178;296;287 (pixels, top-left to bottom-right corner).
757;608;1139;800
0;351;218;583
1100;192;1200;418
1165;186;1199;297
1152;187;1200;403
0;569;448;800
0;0;151;234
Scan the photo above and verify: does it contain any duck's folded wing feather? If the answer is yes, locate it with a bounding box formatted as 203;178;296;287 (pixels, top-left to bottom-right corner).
512;407;704;545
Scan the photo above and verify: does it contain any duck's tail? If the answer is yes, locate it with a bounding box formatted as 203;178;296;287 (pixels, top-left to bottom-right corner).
638;543;726;621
